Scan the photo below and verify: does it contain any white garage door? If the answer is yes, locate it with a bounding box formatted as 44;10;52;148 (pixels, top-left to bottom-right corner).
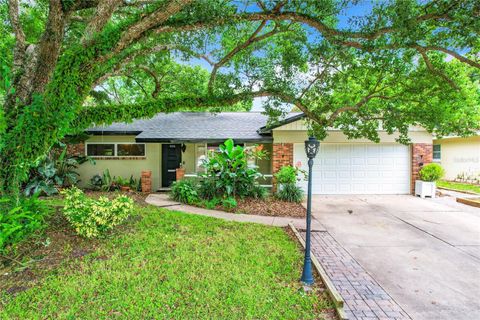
293;143;411;194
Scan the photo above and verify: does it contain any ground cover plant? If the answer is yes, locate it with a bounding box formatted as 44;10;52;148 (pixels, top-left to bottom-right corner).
61;187;134;238
437;180;480;194
0;202;333;319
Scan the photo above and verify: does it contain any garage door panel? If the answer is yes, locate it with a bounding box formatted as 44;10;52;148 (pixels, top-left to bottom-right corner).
293;143;410;195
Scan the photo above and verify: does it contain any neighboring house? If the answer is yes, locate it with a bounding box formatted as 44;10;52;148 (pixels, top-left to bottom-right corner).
433;135;480;183
69;112;434;195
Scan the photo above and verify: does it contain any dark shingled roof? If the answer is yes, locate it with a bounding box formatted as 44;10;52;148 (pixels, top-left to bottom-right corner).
86;112;302;143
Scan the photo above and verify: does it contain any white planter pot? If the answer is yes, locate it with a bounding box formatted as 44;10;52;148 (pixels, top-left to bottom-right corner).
415;180;436;198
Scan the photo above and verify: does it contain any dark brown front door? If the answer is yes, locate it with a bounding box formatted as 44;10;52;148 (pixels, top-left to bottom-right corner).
162;144;182;187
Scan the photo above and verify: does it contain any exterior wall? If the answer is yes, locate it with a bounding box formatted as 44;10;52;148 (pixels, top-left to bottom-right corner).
273;130;433;144
272;143;294;173
433;136;480;181
76;135;162;191
411;143;433;193
182;143;196;174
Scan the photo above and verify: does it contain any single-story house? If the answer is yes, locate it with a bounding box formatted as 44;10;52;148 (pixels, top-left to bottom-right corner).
69;112;435;195
433;134;480;183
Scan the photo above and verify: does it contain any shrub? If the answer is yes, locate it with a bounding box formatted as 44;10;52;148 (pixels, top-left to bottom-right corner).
61;187;133;238
419;163;445;182
200;139;264;198
201;197;221;209
276;183;304;203
221;197;237;210
170;179;199;204
274;165;307;184
250;184;269;199
198;177;218;200
0;195;49;252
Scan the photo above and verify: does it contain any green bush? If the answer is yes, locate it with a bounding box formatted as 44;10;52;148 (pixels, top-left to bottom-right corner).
419;163;445;182
250;184;269;199
221;197;237;210
170;179;199;204
200;139;265;198
201;197;221;209
274;165;307;184
198;177;218;200
0;195;49;252
61;187;134;238
276;183;304;203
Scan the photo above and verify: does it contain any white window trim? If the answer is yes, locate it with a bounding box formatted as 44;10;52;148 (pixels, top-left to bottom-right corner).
85;142;147;158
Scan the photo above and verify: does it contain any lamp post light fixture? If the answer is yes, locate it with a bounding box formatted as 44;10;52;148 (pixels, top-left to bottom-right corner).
301;136;320;286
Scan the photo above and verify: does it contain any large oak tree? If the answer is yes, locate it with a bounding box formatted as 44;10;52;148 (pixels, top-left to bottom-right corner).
1;0;479;195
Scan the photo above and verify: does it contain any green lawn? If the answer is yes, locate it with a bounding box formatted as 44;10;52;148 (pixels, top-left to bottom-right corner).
437;180;480;194
0;205;331;319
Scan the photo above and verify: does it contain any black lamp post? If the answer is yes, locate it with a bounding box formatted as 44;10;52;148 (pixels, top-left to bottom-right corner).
301;136;320;286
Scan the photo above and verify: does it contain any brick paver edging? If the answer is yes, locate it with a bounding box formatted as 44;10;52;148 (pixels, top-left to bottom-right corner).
289;223;348;320
293;225;411;320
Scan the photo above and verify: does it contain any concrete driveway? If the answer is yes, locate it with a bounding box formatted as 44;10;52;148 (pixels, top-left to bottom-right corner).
311;194;480;320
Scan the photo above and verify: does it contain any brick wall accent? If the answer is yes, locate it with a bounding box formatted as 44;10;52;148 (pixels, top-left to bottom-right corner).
411;143;433;193
141;170;152;193
272;143;294;173
272;143;294;191
67;143;85;156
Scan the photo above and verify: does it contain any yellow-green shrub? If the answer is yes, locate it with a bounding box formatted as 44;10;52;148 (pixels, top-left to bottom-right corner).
61;187;133;238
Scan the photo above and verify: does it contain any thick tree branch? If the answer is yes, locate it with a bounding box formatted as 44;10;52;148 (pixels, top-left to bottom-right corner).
82;0;123;42
8;0;26;71
138;65;161;98
31;0;67;94
106;0;193;59
414;46;460;90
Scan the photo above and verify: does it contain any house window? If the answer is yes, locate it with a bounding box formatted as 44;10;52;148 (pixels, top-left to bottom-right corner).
117;143;145;156
195;144;207;172
87;144;115;156
433;145;441;161
86;143;146;157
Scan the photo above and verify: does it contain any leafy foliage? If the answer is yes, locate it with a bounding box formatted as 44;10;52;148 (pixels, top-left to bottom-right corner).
0;195;49;252
274;165;307;184
200;139;265;198
61;187;133;238
24;146;92;196
419;163;445;182
170;179;199;205
221;197;237;211
276;183;304;203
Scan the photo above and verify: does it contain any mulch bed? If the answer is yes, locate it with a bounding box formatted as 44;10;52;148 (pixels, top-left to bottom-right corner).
234;197;306;217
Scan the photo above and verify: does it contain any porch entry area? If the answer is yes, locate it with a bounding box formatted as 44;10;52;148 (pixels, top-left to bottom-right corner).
158;142;273;190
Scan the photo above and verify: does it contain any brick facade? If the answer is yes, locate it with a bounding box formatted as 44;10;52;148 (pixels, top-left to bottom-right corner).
141;170;152;193
271;143;294;191
411;143;433;194
272;143;294;173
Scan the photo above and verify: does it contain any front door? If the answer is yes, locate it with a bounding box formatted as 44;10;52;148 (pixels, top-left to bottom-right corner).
162;144;182;187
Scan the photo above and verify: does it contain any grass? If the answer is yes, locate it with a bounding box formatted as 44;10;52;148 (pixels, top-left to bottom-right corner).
0;204;331;319
437;180;480;194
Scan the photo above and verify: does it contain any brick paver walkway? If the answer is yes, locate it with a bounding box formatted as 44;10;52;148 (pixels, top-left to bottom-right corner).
300;231;411;320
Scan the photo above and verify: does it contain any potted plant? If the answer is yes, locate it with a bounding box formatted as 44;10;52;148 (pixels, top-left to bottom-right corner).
415;163;445;198
116;176;131;192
